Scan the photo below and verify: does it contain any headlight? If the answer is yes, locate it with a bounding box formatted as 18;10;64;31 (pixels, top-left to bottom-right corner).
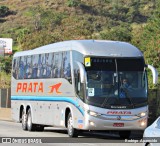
140;112;146;117
137;112;147;117
88;110;100;117
138;118;147;127
140;121;145;126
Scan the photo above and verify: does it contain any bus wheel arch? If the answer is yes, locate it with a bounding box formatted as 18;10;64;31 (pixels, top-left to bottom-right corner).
65;107;79;137
26;105;31;114
19;105;24;122
65;108;71;128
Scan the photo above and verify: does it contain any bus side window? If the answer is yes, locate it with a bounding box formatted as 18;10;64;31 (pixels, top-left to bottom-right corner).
24;55;32;79
54;53;60;78
41;53;52;78
32;55;38;79
27;55;33;79
37;54;43;78
75;69;84;101
12;58;17;79
18;56;25;79
62;51;71;83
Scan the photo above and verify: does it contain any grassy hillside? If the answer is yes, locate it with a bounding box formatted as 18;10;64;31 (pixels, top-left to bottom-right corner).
0;0;159;88
0;0;156;50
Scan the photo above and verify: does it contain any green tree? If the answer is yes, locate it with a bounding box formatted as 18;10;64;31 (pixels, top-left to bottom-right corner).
0;71;11;88
0;56;12;73
67;0;81;7
0;6;9;17
29;6;65;31
125;0;140;23
16;28;30;48
100;24;132;42
137;0;160;88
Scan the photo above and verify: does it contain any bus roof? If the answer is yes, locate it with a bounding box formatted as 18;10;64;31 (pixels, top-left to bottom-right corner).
13;40;143;58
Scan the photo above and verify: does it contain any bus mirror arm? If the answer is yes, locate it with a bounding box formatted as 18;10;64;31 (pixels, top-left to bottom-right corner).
147;64;158;84
76;62;87;83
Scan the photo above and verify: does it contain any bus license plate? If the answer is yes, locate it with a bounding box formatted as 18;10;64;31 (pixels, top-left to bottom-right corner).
113;123;124;127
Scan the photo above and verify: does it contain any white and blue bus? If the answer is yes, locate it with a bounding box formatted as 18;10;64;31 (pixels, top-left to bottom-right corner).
11;40;158;138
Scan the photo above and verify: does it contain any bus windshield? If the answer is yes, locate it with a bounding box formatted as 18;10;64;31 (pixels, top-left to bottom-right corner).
85;58;148;109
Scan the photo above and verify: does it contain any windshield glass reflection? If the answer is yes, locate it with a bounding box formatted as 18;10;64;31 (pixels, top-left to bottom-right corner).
85;58;147;109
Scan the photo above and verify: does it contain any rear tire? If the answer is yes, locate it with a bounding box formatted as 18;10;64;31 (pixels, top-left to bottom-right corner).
145;142;151;146
67;113;79;137
22;109;27;131
119;131;131;139
27;109;36;131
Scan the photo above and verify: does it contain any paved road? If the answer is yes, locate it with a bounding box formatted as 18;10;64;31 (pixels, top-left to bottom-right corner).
0;120;143;146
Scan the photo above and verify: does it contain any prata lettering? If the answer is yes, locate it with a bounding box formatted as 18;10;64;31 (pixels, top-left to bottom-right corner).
16;82;44;93
107;111;131;115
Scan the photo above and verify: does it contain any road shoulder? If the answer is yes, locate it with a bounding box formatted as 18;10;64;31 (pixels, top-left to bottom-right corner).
0;108;12;121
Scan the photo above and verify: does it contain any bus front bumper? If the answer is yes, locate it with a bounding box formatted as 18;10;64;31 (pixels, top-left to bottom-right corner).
82;114;147;130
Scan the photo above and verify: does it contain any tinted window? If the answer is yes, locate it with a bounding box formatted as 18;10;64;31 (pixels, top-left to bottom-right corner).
85;58;144;72
117;58;144;71
18;56;25;79
86;58;116;71
62;51;71;82
12;58;18;79
13;51;72;82
24;56;32;79
53;53;60;78
32;55;38;78
73;50;84;99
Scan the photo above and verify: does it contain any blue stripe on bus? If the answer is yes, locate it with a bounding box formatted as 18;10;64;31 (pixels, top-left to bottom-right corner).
11;96;84;116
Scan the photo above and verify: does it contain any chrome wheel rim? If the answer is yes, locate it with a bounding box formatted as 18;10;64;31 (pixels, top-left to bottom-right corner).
22;111;26;126
27;112;31;128
68;116;73;135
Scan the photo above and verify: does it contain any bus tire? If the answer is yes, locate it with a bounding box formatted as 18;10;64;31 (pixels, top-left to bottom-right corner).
119;130;131;139
145;142;151;146
22;109;27;131
67;113;79;138
27;109;36;131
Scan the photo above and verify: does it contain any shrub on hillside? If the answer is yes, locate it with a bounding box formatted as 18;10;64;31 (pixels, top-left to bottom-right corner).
0;6;9;17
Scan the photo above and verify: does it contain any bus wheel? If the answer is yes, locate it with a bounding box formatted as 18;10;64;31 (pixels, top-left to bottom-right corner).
145;142;150;146
67;113;79;137
27;109;36;131
119;131;131;139
22;109;27;131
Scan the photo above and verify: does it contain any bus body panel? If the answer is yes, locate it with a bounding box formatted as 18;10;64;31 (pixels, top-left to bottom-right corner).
11;99;84;128
11;76;84;127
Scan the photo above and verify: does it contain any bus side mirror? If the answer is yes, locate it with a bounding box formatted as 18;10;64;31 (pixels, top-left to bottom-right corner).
76;62;87;83
147;64;158;84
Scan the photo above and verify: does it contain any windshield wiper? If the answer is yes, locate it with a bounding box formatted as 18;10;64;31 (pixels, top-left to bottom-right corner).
121;88;135;108
101;96;110;108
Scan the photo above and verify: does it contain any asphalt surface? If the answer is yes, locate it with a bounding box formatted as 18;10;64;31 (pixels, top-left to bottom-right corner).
0;120;143;146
